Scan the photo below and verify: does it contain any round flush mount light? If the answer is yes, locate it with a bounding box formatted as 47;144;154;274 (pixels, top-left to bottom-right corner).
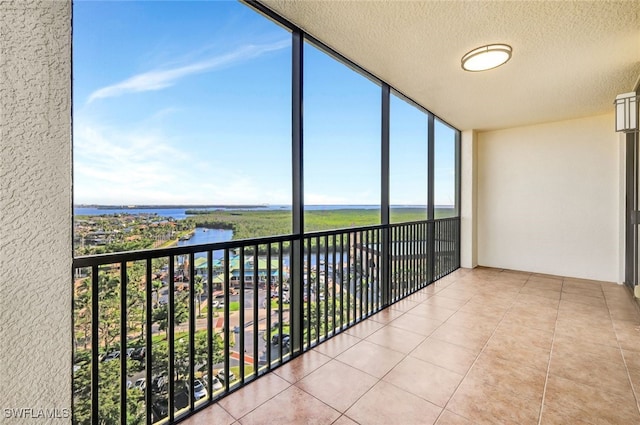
461;44;512;72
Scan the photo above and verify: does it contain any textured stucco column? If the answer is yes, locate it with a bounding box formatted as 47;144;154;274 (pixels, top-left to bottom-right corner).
460;130;478;269
1;1;72;423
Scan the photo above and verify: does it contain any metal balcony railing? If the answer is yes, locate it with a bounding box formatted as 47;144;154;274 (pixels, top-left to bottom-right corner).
72;217;460;424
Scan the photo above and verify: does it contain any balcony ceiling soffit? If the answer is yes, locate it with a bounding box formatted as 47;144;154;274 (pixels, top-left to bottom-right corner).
262;0;640;131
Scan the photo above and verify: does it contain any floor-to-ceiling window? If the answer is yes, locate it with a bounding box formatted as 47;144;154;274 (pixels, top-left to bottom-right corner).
303;41;381;231
434;118;459;218
390;91;429;223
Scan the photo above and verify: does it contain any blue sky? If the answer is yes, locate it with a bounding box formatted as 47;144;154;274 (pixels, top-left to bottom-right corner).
73;0;456;206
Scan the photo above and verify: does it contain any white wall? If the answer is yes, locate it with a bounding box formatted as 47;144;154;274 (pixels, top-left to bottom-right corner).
0;0;72;422
460;130;478;268
477;113;621;282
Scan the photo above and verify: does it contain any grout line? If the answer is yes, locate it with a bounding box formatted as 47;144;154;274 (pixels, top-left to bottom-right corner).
536;278;562;425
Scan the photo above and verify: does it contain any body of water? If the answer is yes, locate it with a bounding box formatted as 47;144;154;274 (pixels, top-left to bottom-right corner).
177;228;233;246
74;204;430;219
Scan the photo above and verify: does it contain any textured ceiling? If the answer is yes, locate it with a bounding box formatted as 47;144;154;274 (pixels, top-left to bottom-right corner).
261;0;640;131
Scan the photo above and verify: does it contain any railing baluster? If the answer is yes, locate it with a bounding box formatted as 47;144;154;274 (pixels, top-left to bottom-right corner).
145;259;153;425
279;242;284;361
223;249;230;393
168;255;175;422
188;252;196;412
363;230;369;316
239;246;245;384
331;234;337;335
253;244;259;378
266;244;272;369
323;234;329;339
315;236;321;344
91;265;99;424
339;233;345;331
206;250;213;399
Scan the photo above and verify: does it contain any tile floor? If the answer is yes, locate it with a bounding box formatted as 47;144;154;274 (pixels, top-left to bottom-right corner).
182;267;640;425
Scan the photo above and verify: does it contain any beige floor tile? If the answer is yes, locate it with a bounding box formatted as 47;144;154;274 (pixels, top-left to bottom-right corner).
218;373;290;419
518;287;562;303
447;373;541;425
365;324;426;354
388;298;421;312
457;301;510;320
444;310;502;333
313;332;361;358
561;291;607;307
435;410;473;425
491;322;554;351
558;299;610;318
549;348;632;396
273;350;332;384
332;415;359;425
238;386;340;425
296;359;377;412
336;340;405;378
436;287;474;302
344;319;385;339
539;406;594;425
410;336;478;375
429;322;493;353
383;356;464;407
522;279;563;292
423;295;469;310
483;334;551;372
610;307;640;322
368;307;405;324
180;403;236;425
407;303;457;321
553;334;625;362
543;375;640;425
466;353;546;402
498;313;555;334
614;319;640;352
345;381;442;425
388;312;443;336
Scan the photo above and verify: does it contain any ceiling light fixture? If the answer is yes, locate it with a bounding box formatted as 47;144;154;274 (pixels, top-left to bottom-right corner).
461;44;512;72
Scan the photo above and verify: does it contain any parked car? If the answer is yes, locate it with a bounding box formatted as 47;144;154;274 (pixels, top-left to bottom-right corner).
101;351;120;362
216;369;236;384
202;374;223;391
271;333;290;346
130;347;146;361
193;379;207;400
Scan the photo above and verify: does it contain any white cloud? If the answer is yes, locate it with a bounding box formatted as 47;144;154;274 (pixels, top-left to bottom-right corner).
87;40;289;103
73;120;291;205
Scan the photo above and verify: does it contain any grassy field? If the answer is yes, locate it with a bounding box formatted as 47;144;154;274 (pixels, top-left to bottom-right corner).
187;207;455;240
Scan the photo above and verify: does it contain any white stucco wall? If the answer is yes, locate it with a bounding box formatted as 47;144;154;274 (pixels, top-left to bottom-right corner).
477;113;621;282
1;1;72;423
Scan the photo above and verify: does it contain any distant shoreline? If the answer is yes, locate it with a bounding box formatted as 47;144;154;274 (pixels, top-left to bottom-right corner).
75;204;269;209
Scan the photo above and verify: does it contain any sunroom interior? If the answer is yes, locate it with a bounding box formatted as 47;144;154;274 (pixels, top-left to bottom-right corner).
2;0;640;424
